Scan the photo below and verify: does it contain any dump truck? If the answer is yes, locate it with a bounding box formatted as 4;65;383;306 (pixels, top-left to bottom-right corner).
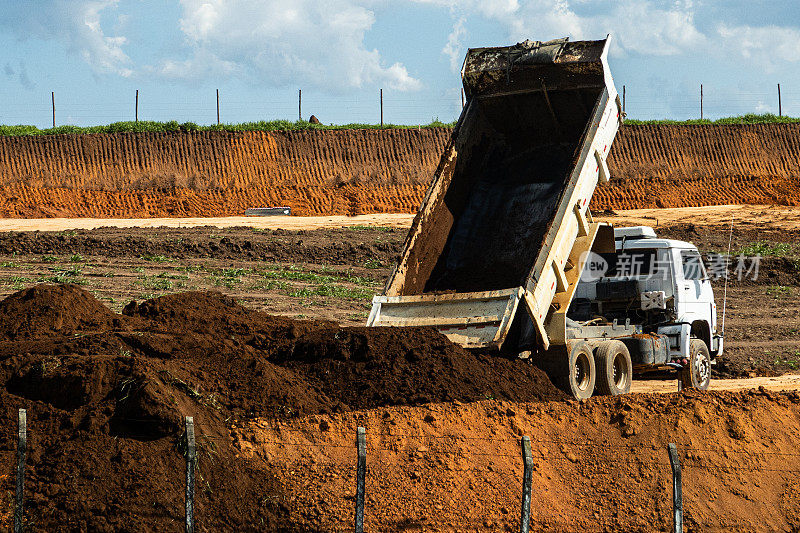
366;37;722;399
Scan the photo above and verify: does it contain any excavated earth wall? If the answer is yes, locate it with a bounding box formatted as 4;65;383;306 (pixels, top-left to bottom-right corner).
0;124;799;218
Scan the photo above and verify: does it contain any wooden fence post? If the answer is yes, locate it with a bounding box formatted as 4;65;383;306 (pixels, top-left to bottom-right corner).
668;443;683;533
185;417;196;533
380;89;383;128
216;89;220;125
778;84;782;117
519;435;533;533
355;427;366;533
622;85;626;114
135;90;139;122
14;408;26;533
700;84;703;120
298;89;302;122
51;92;55;128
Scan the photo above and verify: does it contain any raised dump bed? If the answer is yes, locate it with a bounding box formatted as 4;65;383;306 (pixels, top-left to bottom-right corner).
368;37;622;350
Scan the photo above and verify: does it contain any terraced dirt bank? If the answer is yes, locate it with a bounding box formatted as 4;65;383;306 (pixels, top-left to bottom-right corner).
2;124;800;218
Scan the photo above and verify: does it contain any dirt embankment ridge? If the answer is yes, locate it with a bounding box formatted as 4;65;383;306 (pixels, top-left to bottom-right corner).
1;124;800;218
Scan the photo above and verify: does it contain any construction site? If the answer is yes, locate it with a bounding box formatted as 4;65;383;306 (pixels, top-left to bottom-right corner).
1;37;800;533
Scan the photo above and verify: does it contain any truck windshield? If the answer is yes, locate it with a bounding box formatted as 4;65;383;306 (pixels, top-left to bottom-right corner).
598;249;660;278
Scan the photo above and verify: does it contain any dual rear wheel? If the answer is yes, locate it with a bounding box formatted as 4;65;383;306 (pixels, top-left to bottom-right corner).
542;338;712;399
542;340;632;400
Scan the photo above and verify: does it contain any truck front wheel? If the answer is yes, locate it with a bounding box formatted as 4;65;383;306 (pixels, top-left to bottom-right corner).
680;339;711;391
594;341;632;396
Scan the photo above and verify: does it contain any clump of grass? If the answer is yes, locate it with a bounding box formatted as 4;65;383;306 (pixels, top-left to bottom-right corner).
738;241;795;257
51;265;83;277
141;254;172;263
364;259;383;269
40;255;59;263
288;283;374;300
5;276;34;290
136;275;181;291
766;285;792;298
38;273;87;285
0;261;18;268
69;254;85;263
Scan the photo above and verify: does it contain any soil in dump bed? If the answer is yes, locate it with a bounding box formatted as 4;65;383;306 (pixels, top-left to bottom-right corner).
0;284;563;532
422;88;599;293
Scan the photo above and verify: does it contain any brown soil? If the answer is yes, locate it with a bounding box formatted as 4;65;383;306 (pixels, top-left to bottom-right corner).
0;221;798;378
2;124;800;218
1;285;799;531
238;389;800;532
0;284;563;531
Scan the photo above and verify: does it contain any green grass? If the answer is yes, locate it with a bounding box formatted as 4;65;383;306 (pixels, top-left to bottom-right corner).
4;276;34;290
40;255;59;263
288;283;374;300
37;274;87;285
0;119;456;137
0;261;18;268
738;241;795;257
261;266;376;287
625;113;800;126
141;254;172;263
766;285;792;298
69;254;85;263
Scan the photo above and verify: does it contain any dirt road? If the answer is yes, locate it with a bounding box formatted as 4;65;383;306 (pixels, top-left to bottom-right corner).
632;373;800;394
1;203;798;232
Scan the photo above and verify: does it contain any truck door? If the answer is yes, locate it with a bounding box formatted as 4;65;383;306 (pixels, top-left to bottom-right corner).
675;249;713;323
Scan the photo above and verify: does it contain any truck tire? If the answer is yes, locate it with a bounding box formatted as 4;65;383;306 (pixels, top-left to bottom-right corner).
680;339;711;391
594;340;632;396
539;341;596;400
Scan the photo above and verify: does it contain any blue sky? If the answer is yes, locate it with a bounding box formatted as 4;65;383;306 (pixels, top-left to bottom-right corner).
0;0;799;127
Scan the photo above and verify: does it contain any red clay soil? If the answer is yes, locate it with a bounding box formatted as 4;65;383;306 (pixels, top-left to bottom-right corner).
0;284;563;531
2;124;800;218
0;285;799;530
237;389;800;532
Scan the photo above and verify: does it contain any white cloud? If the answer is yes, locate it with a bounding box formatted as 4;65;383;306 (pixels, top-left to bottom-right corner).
151;0;421;91
0;1;131;77
443;17;467;72
717;24;800;71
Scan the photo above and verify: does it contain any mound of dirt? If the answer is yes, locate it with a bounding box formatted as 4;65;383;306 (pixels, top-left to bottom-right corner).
0;284;119;339
0;285;563;531
278;326;565;409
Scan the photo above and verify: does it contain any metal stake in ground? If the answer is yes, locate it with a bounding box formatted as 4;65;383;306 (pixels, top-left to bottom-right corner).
355;426;366;533
519;436;533;533
668;443;683;533
185;417;196;533
15;408;26;533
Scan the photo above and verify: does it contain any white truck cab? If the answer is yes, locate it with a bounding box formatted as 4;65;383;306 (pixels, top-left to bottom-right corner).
570;226;721;390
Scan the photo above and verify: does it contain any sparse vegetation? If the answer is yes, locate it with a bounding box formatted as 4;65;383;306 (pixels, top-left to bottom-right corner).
766;285;792;298
141;254;172;263
739;241;795;257
0;119;457;137
626;113;800;126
